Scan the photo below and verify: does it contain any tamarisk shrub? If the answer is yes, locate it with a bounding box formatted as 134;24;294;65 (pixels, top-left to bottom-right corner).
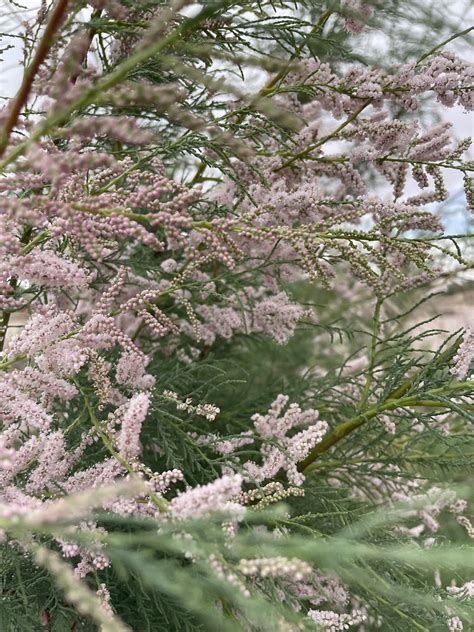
0;1;473;630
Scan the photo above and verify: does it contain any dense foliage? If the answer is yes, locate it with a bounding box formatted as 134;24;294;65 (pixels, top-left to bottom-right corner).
0;1;473;630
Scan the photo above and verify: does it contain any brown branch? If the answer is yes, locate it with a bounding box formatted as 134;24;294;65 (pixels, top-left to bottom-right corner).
0;0;70;156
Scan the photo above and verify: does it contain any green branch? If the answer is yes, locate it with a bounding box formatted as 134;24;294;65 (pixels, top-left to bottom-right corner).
0;0;232;171
297;338;467;473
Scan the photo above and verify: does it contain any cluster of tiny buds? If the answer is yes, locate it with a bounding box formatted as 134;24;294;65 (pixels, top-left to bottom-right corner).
208;554;251;597
378;414;396;434
455;515;474;538
34;547;129;632
238;557;312;581
450;330;473;380
154;469;184;494
96;583;114;617
176;296;202;340
464;174;474;212
86;350;114;409
308;608;368;631
232;481;305;509
447;616;464;632
162;390;220;421
138;308;179;339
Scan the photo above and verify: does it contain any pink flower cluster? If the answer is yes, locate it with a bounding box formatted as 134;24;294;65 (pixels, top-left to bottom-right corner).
195;395;327;486
0;1;472;629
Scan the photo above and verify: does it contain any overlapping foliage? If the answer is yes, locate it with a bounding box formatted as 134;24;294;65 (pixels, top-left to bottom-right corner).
0;1;473;630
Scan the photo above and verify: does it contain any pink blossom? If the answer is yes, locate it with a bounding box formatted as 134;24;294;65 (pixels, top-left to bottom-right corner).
116;393;151;459
170;474;244;520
